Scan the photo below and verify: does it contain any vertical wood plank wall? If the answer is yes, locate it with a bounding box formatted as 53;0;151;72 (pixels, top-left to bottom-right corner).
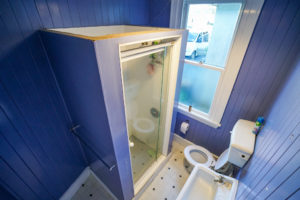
150;0;171;27
0;0;151;199
0;186;15;200
237;55;300;200
173;0;300;156
41;32;127;200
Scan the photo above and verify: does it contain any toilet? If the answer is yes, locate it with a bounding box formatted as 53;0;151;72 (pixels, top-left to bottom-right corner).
184;119;256;175
184;145;215;173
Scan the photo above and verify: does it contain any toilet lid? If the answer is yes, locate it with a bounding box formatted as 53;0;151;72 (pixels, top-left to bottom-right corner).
214;148;229;170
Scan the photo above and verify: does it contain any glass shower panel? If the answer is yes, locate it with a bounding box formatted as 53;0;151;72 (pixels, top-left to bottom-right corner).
121;48;169;184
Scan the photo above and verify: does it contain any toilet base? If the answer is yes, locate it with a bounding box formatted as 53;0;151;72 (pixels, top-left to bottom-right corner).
184;158;194;174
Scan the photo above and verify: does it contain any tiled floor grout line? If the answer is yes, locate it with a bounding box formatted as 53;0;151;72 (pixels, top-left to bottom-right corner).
137;141;189;200
71;141;187;200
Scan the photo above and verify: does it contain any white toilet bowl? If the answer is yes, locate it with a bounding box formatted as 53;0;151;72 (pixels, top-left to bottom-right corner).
184;145;215;171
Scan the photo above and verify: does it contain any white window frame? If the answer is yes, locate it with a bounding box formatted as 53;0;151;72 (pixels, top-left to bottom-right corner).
170;0;264;128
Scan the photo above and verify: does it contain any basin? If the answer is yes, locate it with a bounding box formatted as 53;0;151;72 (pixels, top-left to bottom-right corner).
176;164;238;200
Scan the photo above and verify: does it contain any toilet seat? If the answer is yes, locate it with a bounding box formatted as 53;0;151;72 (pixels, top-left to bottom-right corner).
184;145;215;168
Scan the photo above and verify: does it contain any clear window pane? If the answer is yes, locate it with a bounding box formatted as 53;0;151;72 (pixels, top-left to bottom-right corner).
179;63;221;113
185;3;242;68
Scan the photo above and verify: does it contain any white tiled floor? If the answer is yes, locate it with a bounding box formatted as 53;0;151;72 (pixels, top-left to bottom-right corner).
71;141;189;200
138;141;189;200
130;135;157;184
71;173;115;200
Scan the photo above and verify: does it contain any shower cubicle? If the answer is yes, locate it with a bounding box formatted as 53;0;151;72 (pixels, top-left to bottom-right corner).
121;40;173;184
41;26;187;199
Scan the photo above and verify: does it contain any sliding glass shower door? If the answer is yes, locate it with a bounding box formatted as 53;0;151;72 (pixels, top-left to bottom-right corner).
121;46;170;184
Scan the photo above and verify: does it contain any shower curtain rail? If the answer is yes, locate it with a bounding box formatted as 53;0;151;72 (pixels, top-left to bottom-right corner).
120;47;166;62
120;42;172;59
70;125;116;171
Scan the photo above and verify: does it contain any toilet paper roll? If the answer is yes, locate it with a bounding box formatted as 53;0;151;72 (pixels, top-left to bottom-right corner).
180;122;189;134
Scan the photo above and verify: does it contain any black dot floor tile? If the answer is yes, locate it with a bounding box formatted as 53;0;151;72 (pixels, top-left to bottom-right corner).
138;146;189;199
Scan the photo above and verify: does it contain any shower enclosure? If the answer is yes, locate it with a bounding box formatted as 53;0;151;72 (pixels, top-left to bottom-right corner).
41;25;187;199
121;45;171;184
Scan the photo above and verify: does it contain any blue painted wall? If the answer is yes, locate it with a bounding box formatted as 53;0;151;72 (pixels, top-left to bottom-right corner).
236;53;300;199
0;186;16;200
0;0;152;199
41;32;127;200
0;2;87;199
174;0;300;156
150;0;171;27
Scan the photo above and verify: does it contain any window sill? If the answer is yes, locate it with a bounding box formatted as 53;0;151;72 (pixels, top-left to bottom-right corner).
175;104;221;129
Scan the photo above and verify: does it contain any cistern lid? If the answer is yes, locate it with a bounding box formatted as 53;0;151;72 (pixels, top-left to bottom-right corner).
230;119;256;154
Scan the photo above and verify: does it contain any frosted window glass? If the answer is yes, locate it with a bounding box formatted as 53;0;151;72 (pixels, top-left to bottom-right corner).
179;63;221;113
185;3;242;68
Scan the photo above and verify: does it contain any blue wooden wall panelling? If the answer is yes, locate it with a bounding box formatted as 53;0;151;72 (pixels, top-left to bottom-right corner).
4;0;86;161
233;0;299;120
235;1;300;194
0;4;86;200
41;31;126;200
0;93;62;198
0;0;153;199
236;53;300;199
149;0;171;27
0;185;16;200
0;0;152;199
67;0;81;26
35;0;54;27
290;190;300;200
0;157;37;200
173;0;300;156
0;132;52;199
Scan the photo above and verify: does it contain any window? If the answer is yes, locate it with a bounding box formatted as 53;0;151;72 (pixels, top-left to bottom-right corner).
170;0;264;128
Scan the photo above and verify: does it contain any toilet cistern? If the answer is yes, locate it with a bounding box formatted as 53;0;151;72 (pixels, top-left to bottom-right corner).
183;119;256;175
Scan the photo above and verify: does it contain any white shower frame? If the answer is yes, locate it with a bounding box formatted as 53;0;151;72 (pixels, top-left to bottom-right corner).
119;35;183;193
119;35;182;156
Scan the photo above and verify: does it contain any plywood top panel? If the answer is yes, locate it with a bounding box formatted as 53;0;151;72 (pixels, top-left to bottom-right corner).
45;25;177;41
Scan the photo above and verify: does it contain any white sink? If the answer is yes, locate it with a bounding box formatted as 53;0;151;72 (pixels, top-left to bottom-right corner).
176;165;238;200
